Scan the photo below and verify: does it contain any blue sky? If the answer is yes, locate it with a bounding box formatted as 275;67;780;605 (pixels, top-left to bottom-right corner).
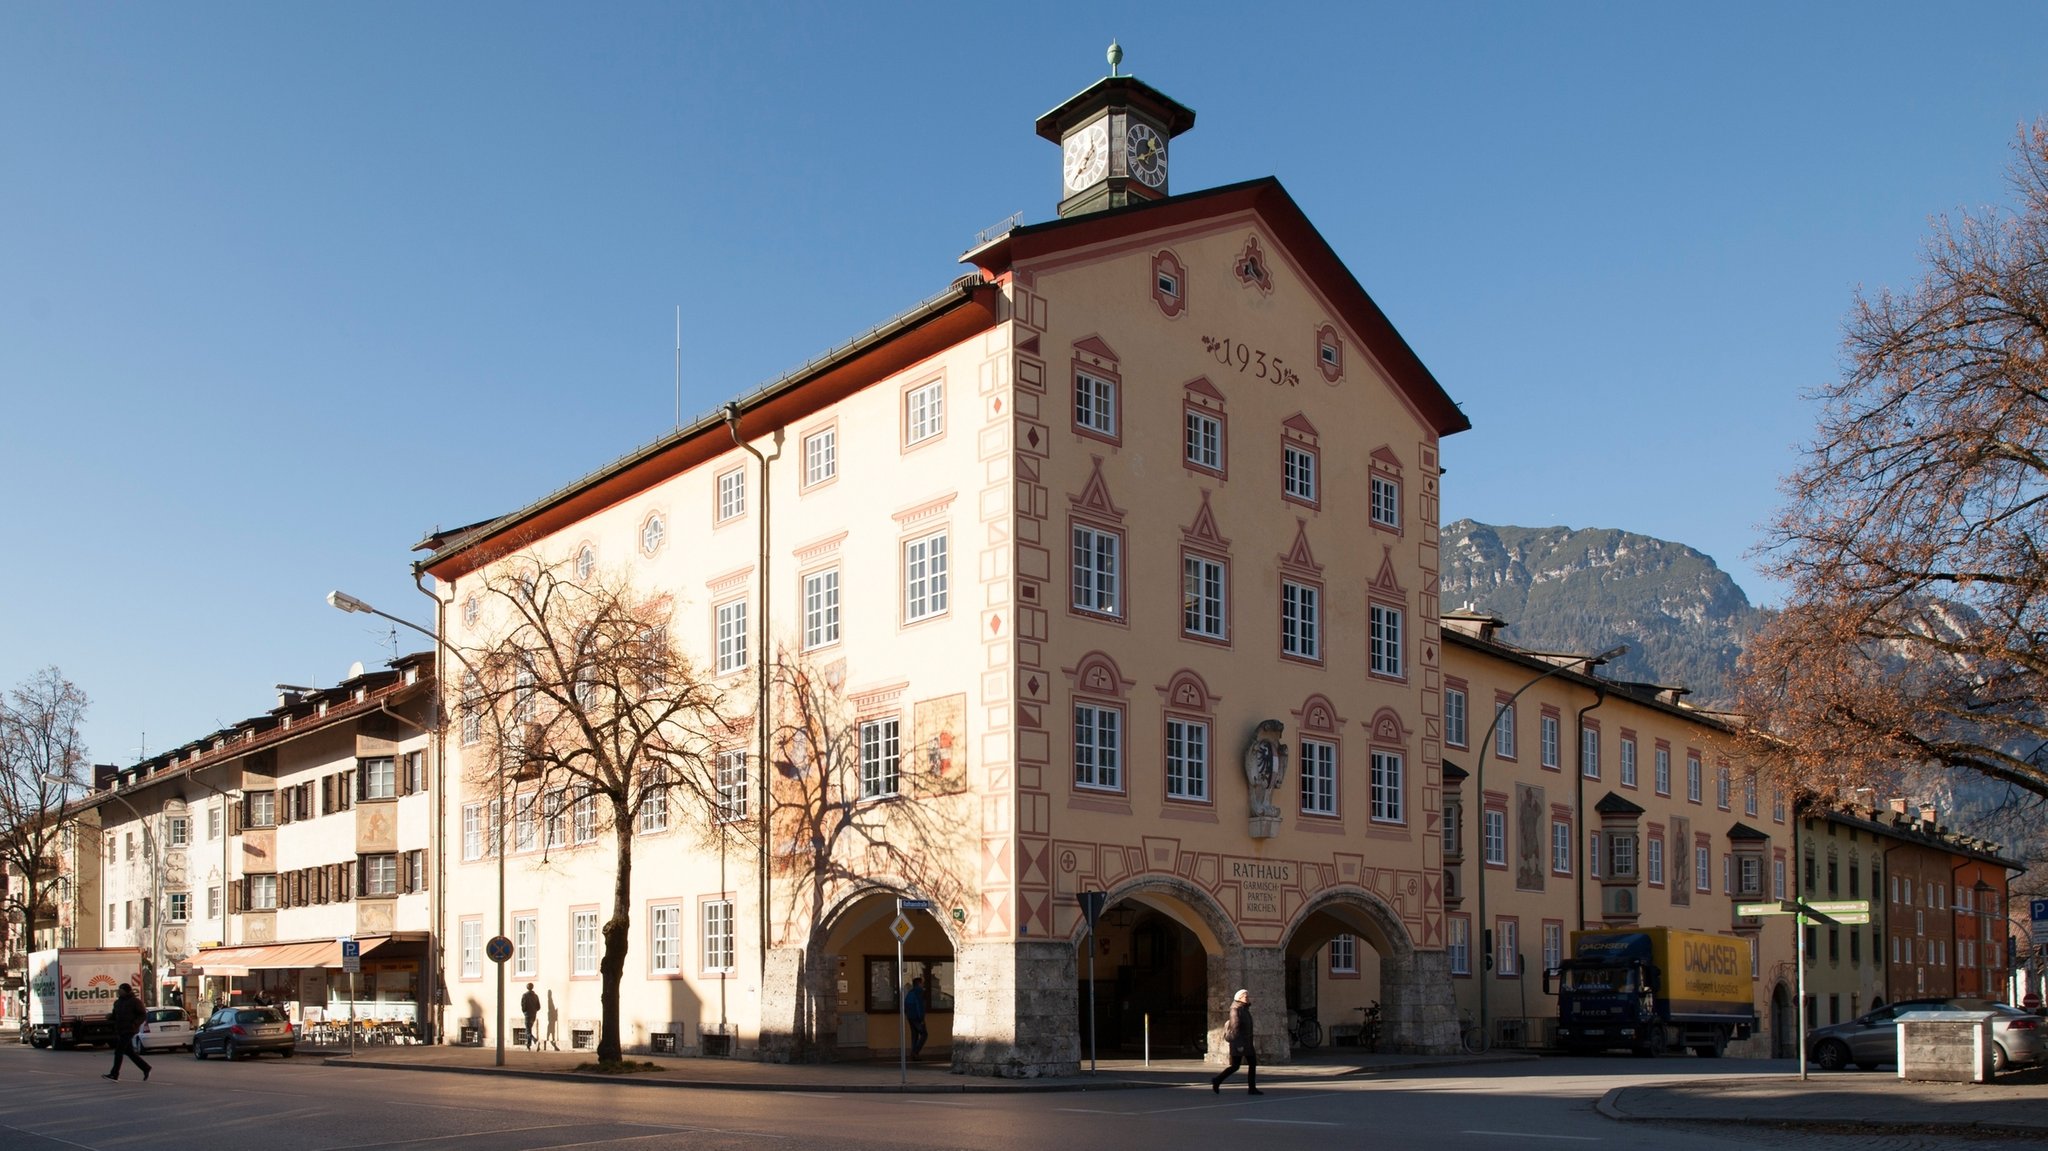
4;2;2045;764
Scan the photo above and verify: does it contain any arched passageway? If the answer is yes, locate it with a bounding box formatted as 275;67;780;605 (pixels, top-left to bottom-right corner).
802;886;958;1062
1281;887;1454;1054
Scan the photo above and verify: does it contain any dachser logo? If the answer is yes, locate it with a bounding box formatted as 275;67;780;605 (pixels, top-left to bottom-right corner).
1684;940;1741;976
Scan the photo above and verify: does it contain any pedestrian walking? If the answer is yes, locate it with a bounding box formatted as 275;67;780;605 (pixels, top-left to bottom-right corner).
105;984;151;1082
1210;988;1260;1095
904;977;929;1059
520;983;541;1050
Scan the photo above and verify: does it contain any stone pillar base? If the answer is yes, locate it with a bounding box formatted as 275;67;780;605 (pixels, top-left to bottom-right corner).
950;940;1078;1077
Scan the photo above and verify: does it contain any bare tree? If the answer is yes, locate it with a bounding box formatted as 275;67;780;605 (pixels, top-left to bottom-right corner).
764;653;970;1056
1740;121;2048;801
453;554;726;1065
1;669;90;972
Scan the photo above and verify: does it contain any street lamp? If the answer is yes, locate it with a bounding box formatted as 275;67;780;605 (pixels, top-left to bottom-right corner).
327;589;500;1063
41;773;162;1005
724;404;774;1003
1469;643;1626;1053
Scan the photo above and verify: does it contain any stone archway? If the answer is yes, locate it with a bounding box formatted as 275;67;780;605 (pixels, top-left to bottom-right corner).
764;878;961;1064
1770;979;1796;1058
1282;886;1454;1054
1066;874;1255;1066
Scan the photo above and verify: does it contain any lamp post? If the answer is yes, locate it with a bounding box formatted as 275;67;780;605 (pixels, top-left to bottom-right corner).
723;404;773;999
1469;644;1625;1053
43;774;162;1004
326;590;496;1063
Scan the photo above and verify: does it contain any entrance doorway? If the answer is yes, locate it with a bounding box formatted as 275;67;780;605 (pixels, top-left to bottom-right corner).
1076;901;1209;1056
817;892;956;1061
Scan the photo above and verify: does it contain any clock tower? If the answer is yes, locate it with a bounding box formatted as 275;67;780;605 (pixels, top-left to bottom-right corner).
1036;45;1196;218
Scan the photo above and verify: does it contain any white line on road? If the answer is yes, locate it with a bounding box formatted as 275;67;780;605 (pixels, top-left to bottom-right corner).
1054;1108;1124;1114
0;1122;98;1150
1237;1118;1339;1127
897;1098;971;1106
1462;1132;1600;1142
774;1092;841;1098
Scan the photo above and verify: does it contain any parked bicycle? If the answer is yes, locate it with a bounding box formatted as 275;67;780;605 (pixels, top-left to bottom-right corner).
1356;1001;1382;1052
1459;1011;1490;1054
1289;1006;1323;1050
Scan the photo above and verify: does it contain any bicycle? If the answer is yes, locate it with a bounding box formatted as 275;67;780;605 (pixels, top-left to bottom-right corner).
1355;1001;1382;1052
1289;1006;1323;1050
1459;1011;1491;1054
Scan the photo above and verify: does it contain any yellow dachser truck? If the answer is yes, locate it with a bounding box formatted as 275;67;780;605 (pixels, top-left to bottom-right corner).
1547;928;1755;1057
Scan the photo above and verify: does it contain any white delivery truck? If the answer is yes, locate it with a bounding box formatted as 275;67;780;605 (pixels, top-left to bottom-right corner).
26;948;144;1050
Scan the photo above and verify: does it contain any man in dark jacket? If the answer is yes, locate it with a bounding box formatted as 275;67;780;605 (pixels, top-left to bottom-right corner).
903;977;929;1059
1210;988;1260;1095
105;984;151;1082
521;984;541;1051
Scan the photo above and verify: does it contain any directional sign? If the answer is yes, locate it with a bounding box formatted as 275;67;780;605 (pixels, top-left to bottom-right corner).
1737;901;1797;917
1823;912;1872;925
888;914;914;943
485;935;514;965
899;900;932;911
340;938;361;974
1806;900;1872;917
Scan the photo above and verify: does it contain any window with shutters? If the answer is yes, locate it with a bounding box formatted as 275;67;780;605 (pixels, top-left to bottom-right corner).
363;756;397;800
249;874;278;910
246;791;276;828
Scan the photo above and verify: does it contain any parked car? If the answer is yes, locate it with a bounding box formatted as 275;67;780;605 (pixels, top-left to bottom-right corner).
1808;998;2044;1073
136;1007;194;1053
192;1006;296;1060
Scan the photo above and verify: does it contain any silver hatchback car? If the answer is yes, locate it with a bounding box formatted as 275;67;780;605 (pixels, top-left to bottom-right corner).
1808;998;2045;1073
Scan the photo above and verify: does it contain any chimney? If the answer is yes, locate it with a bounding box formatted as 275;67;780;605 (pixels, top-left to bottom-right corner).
1889;797;1910;816
1919;802;1938;827
1851;786;1878;810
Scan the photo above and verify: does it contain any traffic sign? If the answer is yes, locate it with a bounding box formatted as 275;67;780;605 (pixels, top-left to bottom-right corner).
485;935;514;965
1736;901;1797;917
1077;891;1108;932
1821;912;1871;925
2032;898;2048;945
888;914;914;942
1806;900;1872;916
340;938;361;974
899;899;932;911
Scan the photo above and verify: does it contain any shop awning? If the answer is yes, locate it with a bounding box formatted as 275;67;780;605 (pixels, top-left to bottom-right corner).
185;936;399;976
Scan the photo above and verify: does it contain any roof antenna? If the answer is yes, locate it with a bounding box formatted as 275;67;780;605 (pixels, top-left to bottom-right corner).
674;305;682;429
1107;39;1122;77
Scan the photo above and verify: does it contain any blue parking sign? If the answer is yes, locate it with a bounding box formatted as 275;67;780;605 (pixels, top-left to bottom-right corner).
2032;898;2048;944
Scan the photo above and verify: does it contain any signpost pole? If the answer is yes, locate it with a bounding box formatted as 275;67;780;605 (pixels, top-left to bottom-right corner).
1795;913;1807;1082
896;897;906;1087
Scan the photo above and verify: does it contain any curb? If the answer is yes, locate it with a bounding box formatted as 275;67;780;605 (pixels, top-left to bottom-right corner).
1595;1084;2048;1139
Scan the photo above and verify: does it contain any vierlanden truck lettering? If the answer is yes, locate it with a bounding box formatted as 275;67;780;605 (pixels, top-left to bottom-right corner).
26;948;145;1051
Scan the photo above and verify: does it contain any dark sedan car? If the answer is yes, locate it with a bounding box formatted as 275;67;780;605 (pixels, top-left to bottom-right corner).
192;1006;297;1060
1808;997;2044;1073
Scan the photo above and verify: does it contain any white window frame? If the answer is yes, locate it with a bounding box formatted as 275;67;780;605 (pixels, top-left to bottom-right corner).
461;921;482;979
1497;919;1519;976
1449;918;1471;975
1075;370;1116;436
1300;738;1337;816
513;915;538;978
717;750;749;822
1071;525;1121;616
651;904;681;974
1696;845;1712;893
717;466;746;522
1283;442;1317;503
462;803;484;861
904;531;949;622
1281;580;1321;660
1330;934;1357;974
1074;703;1123;792
1184;408;1222;471
572;909;599;976
1610;835;1637;879
1483;809;1506;866
716;598;749;674
1369;750;1403;823
1165;717;1210;801
1543;923;1564;975
573;792;597;844
804;569;840;649
1495;702;1516;759
641;512;666;556
513;796;537;853
703;899;735;973
1581;729;1599;779
1620;738;1637;787
1444;687;1467;748
1182;554;1226;639
1655;746;1671;795
906;379;945;444
1370;474;1400;529
1551;820;1572;874
1369;603;1403;677
1590;831;1602;878
1649;836;1666;885
167;891;190;923
638;766;669;834
1687;755;1703;802
861;718;900;799
804;427;837;487
364;854;398;896
1539;713;1558;769
168;816;189;848
250;874;278;911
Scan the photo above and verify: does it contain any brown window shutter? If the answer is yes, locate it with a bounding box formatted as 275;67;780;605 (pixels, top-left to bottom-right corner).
233;878;246;913
237;794;250;830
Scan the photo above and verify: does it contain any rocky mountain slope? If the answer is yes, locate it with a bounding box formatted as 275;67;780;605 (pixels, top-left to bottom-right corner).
1437;519;1768;706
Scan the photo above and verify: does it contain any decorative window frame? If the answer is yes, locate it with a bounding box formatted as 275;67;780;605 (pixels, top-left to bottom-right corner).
901;372;947;450
1482;791;1508;869
801;565;842;652
1067;651;1136;813
1151;249;1187;318
1368;446;1404;535
574;543;596;582
1365;707;1409;827
1493;696;1518;761
569;904;602;979
647;900;683;977
1181;375;1227;479
1280;413;1320;511
1580;717;1601;780
1654;740;1672;796
1158;669;1218;811
1444;677;1469;749
1279;576;1324;666
1619;730;1638;789
639;510;667;557
1646;824;1666;887
1314;322;1344;384
1293;693;1345;824
1178;490;1231;647
1367;596;1407;682
1070;336;1122;447
800;420;840;492
1539;706;1562;772
715;464;747;525
1069;516;1126;624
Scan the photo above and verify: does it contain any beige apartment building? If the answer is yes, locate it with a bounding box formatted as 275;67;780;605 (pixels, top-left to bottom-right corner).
44;656;437;1029
420;71;1472;1074
1439;611;1798;1057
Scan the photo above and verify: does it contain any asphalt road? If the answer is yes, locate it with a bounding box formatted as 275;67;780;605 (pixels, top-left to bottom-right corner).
0;1044;2032;1151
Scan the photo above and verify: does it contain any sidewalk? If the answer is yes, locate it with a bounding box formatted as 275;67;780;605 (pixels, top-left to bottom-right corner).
1598;1065;2048;1138
320;1041;1529;1093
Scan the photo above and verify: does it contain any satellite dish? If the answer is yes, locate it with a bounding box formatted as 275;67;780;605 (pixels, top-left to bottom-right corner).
348;661;365;679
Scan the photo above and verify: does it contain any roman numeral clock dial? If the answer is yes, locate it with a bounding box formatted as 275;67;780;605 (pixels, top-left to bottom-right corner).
1126;122;1167;188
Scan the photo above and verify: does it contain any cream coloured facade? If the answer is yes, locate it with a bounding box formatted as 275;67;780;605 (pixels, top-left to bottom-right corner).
421;74;1472;1074
1439;612;1798;1057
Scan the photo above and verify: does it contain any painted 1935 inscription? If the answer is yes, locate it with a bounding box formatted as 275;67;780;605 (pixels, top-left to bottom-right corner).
1231;860;1295;918
1200;335;1302;388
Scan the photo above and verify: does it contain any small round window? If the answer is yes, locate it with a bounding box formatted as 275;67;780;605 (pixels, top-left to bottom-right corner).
575;545;595;581
462;595;479;627
641;513;666;556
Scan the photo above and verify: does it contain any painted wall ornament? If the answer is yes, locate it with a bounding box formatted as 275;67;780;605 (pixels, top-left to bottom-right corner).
1244;719;1288;838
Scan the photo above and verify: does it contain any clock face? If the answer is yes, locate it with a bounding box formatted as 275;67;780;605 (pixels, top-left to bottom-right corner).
1127;121;1167;188
1063;121;1109;191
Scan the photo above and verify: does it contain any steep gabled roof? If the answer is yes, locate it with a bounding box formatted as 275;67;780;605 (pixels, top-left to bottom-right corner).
966;177;1468;438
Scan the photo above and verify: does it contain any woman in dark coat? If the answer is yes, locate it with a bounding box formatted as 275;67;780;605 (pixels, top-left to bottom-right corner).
1210;988;1260;1094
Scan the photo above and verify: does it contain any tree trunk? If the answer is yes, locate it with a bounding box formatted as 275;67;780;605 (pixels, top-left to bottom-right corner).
598;831;633;1064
